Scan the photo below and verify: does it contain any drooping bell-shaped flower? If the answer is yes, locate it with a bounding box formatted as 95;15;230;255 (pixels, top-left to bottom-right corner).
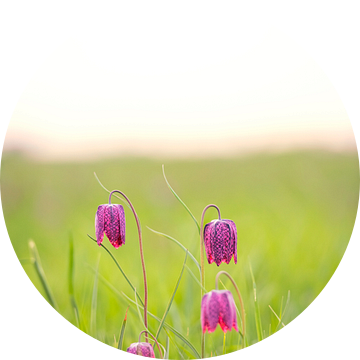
95;204;125;248
126;342;155;358
203;219;237;266
201;290;238;333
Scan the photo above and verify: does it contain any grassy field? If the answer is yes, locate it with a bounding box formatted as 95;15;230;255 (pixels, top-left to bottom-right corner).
1;150;358;358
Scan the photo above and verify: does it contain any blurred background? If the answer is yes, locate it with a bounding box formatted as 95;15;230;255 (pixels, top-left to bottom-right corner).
1;18;359;358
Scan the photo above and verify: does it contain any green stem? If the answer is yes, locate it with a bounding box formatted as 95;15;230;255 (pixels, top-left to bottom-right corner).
109;190;148;341
200;204;221;358
215;271;246;349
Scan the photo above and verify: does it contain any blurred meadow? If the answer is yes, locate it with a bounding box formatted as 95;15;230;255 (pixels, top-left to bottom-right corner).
1;149;358;358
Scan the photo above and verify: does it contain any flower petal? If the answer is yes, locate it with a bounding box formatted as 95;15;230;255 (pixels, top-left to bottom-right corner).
224;219;237;264
201;293;210;333
223;219;237;264
140;343;155;358
218;291;234;332
213;221;231;266
207;291;221;332
202;290;239;334
95;205;106;246
126;343;137;355
204;221;215;264
126;343;155;358
112;204;125;248
229;291;239;332
104;205;121;248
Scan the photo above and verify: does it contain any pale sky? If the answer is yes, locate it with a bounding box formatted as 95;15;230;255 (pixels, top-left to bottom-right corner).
4;24;355;161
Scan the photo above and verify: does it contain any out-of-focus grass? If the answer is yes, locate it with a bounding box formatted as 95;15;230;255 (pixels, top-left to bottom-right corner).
1;150;358;357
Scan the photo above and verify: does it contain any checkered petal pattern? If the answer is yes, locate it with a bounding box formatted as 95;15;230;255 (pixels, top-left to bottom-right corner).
126;342;155;358
95;204;125;249
201;290;239;333
203;219;237;266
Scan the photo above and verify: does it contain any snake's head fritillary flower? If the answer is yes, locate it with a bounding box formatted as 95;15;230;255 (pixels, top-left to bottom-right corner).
201;290;238;333
126;342;155;358
203;219;237;266
95;204;125;248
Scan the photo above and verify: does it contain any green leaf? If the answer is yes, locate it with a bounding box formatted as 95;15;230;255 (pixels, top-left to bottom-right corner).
28;240;58;310
162;165;200;234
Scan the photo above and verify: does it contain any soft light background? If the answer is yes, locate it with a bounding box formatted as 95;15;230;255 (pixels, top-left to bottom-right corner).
0;0;360;359
3;27;355;160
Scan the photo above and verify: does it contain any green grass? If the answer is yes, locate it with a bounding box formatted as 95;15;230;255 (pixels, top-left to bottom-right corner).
1;150;358;358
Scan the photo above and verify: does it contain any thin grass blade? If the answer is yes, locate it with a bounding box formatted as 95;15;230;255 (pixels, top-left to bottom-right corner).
162;322;199;358
275;290;290;332
68;233;80;328
90;254;100;337
118;307;129;350
166;331;185;360
147;227;200;274
93;269;201;359
162;165;200;234
133;290;159;347
249;262;263;342
125;293;200;358
283;290;291;318
28;240;58;310
165;334;170;359
223;332;226;355
155;251;188;340
93;172;131;209
87;234;144;307
134;288;145;327
268;305;285;328
185;265;206;292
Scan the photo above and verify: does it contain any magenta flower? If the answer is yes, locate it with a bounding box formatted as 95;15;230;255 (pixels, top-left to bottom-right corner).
95;204;125;248
201;290;238;333
126;342;155;358
203;219;237;266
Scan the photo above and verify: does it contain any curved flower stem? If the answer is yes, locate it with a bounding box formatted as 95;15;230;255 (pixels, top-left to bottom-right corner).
200;205;221;295
138;330;163;359
215;271;246;348
200;204;221;358
109;190;148;341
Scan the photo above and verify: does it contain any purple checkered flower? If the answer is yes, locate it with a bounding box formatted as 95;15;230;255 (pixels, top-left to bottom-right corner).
203;219;237;266
126;342;155;358
95;204;125;249
201;290;238;333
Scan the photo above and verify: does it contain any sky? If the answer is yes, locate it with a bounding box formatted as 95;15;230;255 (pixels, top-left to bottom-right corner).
3;21;355;161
